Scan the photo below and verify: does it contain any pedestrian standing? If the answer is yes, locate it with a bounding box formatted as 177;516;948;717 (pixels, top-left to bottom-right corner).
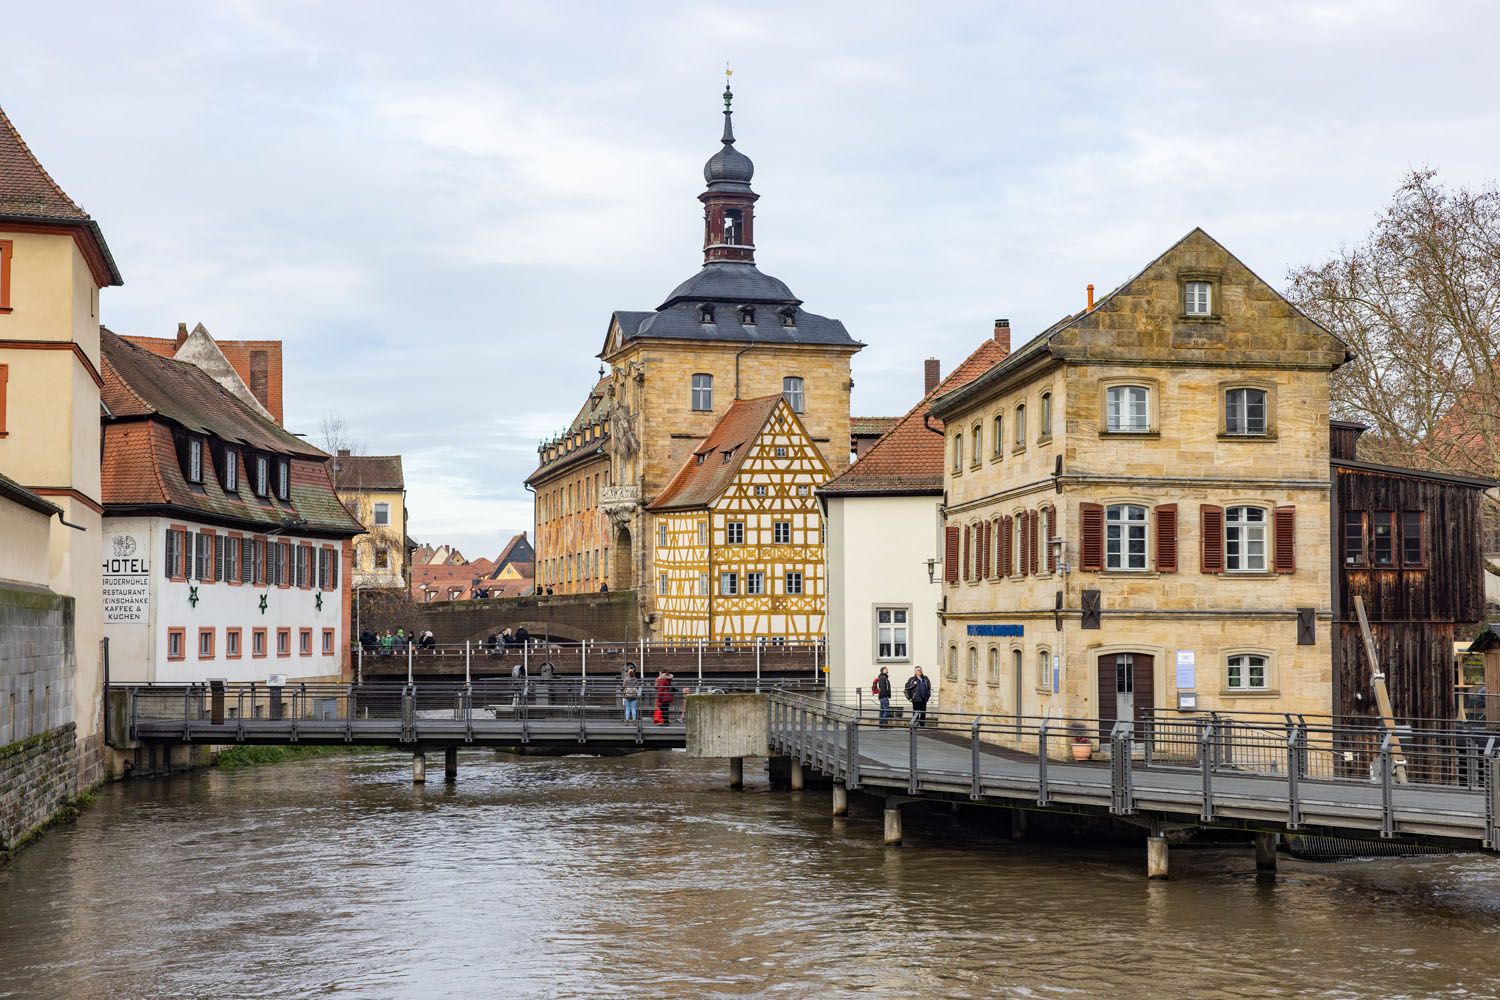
654;670;674;725
622;667;641;723
904;667;931;727
873;666;893;727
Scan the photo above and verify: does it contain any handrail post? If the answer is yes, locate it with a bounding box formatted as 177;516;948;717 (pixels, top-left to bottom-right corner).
1199;719;1215;822
357;643;363;685
970;717;982;799
407;642;414;685
755;638;762;692
581;639;587;680
1110;720;1135;815
1285;719;1302;830
697;640;703;683
523;639;529;673
1036;719;1050;806
520;679;530;743
1379;732;1396;838
908;715;919;795
1483;738;1498;850
465;641;472;687
847;715;861;790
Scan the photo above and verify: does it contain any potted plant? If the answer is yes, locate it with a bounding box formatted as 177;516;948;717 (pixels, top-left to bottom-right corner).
1068;723;1092;761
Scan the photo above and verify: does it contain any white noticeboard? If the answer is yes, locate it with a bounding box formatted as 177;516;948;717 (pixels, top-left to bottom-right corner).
1175;650;1196;690
102;533;150;623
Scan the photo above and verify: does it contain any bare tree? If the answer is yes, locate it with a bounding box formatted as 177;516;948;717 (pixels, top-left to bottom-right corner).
318;413;362;460
1287;170;1500;474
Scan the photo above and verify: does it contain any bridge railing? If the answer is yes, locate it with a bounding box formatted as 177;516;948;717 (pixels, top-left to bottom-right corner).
768;691;1500;841
353;638;828;683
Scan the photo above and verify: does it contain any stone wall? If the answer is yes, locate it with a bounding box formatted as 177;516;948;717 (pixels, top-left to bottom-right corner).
0;584;76;747
0;722;79;857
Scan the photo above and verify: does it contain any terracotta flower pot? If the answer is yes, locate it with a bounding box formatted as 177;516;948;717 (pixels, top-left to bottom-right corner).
1070;741;1092;761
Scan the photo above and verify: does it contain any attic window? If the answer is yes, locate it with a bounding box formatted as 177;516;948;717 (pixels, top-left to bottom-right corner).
699;303;715;324
223;449;239;493
737;304;755;325
778;305;797;328
695;453;706;465
276;459;291;501
186;437;204;484
255;455;269;496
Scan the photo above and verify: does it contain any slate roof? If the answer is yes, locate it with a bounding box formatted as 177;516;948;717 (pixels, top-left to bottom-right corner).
821;338;1011;497
491;532;536;578
647;395;784;511
100;331;361;537
334;455;404;491
0;105;122;285
604;262;860;352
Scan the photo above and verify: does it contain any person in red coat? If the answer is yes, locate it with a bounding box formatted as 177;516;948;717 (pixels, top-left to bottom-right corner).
654;670;675;725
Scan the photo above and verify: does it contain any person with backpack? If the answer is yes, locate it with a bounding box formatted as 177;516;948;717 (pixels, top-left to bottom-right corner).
903;666;932;727
872;667;893;727
622;667;641;723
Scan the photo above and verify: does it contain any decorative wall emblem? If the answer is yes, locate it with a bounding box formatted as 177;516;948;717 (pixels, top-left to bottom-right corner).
188;585;200;608
315;592;324;612
259;594;269;615
112;535;137;557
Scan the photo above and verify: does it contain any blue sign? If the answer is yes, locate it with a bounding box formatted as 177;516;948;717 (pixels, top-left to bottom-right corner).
967;624;1024;637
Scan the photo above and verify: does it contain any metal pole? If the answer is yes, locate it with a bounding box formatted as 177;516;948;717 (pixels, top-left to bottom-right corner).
756;638;762;691
357;643;363;685
524;639;530;673
971;717;982;798
1037;719;1050;806
697;640;703;684
464;641;471;687
639;635;645;671
407;642;413;685
908;715;919;794
582;639;588;680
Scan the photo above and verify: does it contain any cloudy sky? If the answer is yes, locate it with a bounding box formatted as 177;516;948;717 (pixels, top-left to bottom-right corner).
6;1;1497;557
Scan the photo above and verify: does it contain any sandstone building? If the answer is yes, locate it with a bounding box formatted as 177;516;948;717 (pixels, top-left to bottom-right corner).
929;230;1347;733
530;85;861;638
333;451;410;591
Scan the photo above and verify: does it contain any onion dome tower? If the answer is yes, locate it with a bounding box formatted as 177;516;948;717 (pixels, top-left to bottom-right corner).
700;81;757;264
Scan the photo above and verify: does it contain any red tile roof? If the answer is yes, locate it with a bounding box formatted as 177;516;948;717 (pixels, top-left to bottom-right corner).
647;395;784;511
100;331;362;536
0;104;122;285
821;338;1010;496
334;454;404;491
119;330;284;425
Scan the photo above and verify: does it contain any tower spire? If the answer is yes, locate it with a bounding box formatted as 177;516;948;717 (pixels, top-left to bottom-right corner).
722;64;735;144
700;68;757;264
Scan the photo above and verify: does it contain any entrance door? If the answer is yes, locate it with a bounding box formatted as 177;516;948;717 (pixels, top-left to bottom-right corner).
1097;653;1154;737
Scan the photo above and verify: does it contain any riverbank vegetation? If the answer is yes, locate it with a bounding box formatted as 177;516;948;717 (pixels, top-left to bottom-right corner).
214;745;376;770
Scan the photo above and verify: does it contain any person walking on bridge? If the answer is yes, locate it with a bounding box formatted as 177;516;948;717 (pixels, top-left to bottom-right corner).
904;667;931;727
873;667;893;727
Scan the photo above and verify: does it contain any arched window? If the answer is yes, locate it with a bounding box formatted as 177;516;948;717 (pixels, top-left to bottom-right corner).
992;415;1004;457
967;646;979;684
1225;387;1268;436
1040;392;1053;438
691;374;713;411
1012;648;1023;683
987;647;1000;686
1014;404;1026;447
783;376;805;412
1106;385;1150;433
1226;653;1269;690
1105;503;1148;571
1037;648;1052;689
1225;506;1268;572
947;645;959;680
953;433;964;473
971;423;982;465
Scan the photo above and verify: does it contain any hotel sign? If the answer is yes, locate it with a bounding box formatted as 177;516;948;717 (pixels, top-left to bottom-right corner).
103;533;149;623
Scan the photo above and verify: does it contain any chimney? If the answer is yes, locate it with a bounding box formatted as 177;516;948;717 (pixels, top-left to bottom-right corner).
1087;284;1095;310
924;358;941;394
993;318;1011;354
175;321;189;348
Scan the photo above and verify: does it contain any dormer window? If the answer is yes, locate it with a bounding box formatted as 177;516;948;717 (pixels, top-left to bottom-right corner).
255;455;269;496
737;304;755;325
699;303;715;324
186;437;204;484
695;453;706;465
223;449;239;493
778;304;797;328
276;459;291;501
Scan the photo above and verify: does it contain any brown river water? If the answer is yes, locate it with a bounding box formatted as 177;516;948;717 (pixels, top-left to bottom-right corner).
2;749;1499;999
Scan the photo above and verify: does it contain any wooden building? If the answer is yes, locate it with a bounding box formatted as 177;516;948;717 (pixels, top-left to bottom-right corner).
1330;420;1490;724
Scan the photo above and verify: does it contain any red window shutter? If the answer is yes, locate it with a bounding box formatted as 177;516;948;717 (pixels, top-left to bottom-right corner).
1200;505;1224;574
1001;516;1012;576
1045;506;1057;573
944;525;959;582
1019;513;1030;577
1155;504;1178;573
1028;510;1040;575
962;525;972;581
981;520;991;579
1079;502;1104;572
1273;505;1296;574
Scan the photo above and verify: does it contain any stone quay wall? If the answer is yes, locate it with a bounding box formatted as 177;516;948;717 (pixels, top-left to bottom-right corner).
0;722;79;858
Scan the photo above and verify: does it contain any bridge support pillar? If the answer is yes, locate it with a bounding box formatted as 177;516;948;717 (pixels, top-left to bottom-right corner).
444;747;458;783
883;803;903;846
1254;832;1278;875
790;759;804;791
1147;835;1169;880
412;751;427;785
1010;809;1029;841
767;756;792;791
832;782;848;817
729;756;744;790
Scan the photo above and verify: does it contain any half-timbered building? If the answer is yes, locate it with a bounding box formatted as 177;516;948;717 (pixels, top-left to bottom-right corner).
647;395;830;642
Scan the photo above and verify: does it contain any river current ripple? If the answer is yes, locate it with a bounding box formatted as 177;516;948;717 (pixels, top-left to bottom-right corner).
2;750;1499;999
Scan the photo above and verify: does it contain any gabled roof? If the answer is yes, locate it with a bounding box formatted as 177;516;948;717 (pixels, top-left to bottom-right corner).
0;105;122;285
929;228;1348;421
822;338;1011;497
101;330;320;458
334;454;404;491
491;532;535;577
647;395;784;511
120;324;284;425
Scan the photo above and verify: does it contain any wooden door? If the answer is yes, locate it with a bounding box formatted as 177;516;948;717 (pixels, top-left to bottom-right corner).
1098;653;1155;737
